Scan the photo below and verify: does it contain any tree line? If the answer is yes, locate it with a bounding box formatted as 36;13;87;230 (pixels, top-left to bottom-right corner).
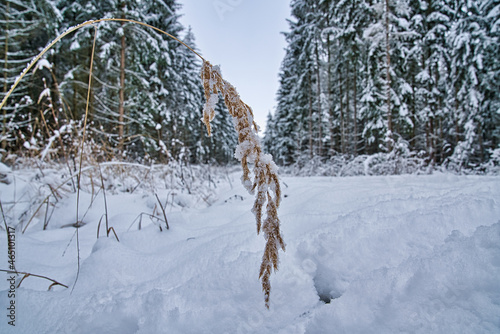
0;0;237;164
264;0;499;171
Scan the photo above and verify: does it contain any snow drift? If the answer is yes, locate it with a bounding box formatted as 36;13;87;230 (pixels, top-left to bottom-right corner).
1;166;499;333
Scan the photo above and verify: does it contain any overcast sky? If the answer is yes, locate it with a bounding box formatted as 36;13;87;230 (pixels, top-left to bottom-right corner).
178;0;291;133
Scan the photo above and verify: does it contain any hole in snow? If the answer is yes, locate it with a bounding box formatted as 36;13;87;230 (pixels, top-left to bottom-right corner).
313;276;343;304
318;292;332;304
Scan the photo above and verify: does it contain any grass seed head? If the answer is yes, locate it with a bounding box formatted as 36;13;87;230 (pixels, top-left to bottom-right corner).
201;60;285;308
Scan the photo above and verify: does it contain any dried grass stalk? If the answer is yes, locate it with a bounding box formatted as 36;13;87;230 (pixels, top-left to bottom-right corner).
0;17;285;308
201;61;285;308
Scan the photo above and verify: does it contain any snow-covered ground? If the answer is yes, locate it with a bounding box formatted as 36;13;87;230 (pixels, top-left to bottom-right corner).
1;165;499;333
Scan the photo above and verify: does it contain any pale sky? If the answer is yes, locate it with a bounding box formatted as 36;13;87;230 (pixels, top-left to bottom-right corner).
178;0;291;133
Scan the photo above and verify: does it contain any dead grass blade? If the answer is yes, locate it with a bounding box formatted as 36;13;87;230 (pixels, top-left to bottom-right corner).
0;19;204;112
0;269;68;290
155;193;170;230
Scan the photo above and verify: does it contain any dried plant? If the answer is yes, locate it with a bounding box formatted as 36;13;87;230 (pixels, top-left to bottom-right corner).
154;193;170;230
0;269;68;290
201;61;285;308
0;17;284;308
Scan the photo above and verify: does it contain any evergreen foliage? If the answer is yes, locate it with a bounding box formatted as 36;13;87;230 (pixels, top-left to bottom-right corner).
1;0;61;155
1;0;237;164
265;0;500;171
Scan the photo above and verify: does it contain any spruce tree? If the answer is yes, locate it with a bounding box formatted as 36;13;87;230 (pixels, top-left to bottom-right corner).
410;0;453;164
0;0;61;155
448;0;491;168
478;0;500;162
265;17;305;165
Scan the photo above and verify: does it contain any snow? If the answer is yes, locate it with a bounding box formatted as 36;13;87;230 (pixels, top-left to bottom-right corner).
34;59;52;73
0;163;10;173
37;88;51;104
70;40;81;51
1;167;499;333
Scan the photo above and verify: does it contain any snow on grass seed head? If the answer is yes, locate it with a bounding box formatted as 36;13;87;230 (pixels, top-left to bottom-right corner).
201;60;285;308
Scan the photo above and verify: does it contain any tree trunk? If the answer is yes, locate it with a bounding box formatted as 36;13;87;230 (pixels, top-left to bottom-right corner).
2;1;10;152
327;42;334;154
339;68;345;155
478;120;484;162
353;59;358;155
118;17;126;152
326;16;334;155
410;74;417;150
346;61;351;154
385;0;393;151
315;42;323;156
308;74;313;159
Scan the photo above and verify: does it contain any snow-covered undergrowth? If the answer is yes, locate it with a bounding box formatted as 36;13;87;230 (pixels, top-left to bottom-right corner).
0;161;232;232
285;151;500;177
1;163;499;333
